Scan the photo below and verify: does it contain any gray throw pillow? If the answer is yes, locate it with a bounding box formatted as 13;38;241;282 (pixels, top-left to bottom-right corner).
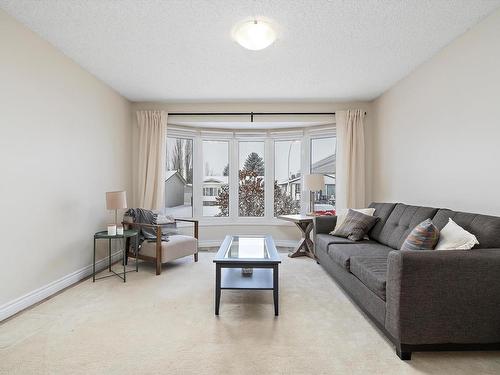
400;218;440;251
332;209;379;241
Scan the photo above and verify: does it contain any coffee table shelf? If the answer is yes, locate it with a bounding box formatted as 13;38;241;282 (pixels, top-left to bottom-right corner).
221;268;274;290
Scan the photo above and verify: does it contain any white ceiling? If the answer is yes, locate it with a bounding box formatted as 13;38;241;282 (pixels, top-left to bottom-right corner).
1;0;499;102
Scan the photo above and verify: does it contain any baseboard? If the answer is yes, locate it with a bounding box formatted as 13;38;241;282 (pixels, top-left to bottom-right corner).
198;239;297;249
0;251;123;322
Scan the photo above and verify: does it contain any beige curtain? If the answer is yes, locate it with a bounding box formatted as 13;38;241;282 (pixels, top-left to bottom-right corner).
336;109;365;210
136;110;167;210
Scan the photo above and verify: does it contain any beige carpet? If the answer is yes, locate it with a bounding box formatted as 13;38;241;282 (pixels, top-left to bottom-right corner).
1;252;499;375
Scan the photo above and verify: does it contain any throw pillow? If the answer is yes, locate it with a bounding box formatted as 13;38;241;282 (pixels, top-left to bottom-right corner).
400;219;440;251
332;209;379;241
435;218;479;250
331;208;376;233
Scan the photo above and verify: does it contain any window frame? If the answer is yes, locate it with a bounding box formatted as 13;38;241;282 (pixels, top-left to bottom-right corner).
309;134;337;213
165;125;335;226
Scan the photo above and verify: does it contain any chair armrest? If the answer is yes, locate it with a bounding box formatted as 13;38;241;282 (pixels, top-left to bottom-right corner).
121;221;162;244
314;216;337;235
174;218;199;240
386;249;500;345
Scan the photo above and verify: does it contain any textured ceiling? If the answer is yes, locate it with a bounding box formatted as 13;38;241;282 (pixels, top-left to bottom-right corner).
1;0;499;102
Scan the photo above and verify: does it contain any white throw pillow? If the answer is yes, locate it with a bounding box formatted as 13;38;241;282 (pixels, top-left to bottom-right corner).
330;208;376;235
434;218;479;250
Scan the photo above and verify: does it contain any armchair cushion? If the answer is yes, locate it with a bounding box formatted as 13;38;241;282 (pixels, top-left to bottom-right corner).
140;235;198;263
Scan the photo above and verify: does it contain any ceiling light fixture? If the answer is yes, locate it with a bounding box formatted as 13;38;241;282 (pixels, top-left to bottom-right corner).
232;19;276;51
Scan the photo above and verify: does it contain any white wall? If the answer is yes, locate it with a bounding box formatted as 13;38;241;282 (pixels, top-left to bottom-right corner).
0;9;132;309
372;9;500;215
132;101;373;245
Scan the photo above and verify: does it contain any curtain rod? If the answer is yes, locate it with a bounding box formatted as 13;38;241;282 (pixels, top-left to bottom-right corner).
168;111;365;122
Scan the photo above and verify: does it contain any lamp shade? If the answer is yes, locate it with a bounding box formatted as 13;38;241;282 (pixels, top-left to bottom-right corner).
304;174;324;192
106;191;127;210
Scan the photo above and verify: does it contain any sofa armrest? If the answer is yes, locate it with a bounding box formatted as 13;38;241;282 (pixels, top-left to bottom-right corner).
386;249;500;345
314;216;337;236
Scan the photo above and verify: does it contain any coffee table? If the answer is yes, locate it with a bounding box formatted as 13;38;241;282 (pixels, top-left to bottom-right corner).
213;235;281;316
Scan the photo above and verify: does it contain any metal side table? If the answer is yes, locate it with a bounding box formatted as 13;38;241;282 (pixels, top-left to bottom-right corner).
93;229;139;283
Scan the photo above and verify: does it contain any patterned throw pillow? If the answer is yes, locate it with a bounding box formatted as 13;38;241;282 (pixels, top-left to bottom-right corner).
332;209;379;241
400;219;440;251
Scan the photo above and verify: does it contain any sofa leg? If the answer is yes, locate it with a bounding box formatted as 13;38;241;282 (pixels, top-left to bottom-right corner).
396;348;412;360
194;252;199;262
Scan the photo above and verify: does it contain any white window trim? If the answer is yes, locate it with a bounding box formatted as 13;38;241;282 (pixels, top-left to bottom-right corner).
166;125;335;226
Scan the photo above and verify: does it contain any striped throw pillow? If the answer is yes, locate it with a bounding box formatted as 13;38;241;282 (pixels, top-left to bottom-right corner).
400;219;440;251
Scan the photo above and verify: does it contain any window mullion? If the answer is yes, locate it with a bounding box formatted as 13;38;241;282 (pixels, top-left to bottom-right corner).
192;135;202;218
229;138;238;219
265;137;274;220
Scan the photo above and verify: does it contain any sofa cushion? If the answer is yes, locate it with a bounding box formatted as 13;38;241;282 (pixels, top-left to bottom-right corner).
327;242;393;270
376;203;438;249
315;234;363;251
350;256;388;300
400;218;440;251
140;235;197;263
332;209;379;241
432;209;500;249
367;202;397;242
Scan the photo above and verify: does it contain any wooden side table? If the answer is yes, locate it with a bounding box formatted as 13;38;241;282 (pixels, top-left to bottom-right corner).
93;229;139;283
278;214;315;259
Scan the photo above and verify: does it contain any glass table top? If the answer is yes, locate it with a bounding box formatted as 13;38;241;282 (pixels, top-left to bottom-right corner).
225;236;269;259
214;235;280;264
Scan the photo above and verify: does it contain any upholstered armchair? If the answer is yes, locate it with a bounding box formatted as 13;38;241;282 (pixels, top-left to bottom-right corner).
123;218;198;275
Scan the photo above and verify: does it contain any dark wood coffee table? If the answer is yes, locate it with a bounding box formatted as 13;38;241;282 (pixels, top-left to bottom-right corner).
213;235;281;316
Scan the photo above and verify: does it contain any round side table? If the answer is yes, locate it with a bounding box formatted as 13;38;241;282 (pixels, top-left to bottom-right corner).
93;229;139;283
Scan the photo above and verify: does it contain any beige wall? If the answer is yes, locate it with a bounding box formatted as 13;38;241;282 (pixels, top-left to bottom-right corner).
0;10;132;307
372;9;500;215
132;101;374;244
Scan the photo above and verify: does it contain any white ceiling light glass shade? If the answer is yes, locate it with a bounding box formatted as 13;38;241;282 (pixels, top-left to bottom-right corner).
232;20;277;51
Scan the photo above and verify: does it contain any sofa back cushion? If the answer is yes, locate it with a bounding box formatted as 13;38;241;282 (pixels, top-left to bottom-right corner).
376;203;439;249
367;202;397;242
432;209;500;249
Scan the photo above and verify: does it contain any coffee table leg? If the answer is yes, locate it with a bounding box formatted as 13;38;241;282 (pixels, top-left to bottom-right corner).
215;264;221;315
273;265;279;316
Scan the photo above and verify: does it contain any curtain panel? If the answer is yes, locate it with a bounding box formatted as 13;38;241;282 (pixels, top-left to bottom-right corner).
136;110;167;210
336;109;366;210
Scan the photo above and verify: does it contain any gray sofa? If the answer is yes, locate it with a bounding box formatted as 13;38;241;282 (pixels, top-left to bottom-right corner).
314;202;500;360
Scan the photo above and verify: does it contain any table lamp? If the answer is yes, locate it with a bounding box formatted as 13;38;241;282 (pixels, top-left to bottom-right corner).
304;174;324;214
106;191;127;227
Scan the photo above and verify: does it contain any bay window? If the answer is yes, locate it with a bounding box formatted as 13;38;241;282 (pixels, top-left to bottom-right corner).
164;126;335;222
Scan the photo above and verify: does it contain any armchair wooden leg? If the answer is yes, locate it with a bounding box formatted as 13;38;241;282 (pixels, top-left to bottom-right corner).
194;252;199;262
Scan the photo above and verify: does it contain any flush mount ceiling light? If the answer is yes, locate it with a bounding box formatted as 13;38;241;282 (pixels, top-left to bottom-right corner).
232;19;276;51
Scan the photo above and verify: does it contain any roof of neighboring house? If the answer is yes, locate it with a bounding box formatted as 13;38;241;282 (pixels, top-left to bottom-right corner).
203;176;228;184
165;170;187;184
278;174;335;186
278;176;301;185
311;154;335;174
